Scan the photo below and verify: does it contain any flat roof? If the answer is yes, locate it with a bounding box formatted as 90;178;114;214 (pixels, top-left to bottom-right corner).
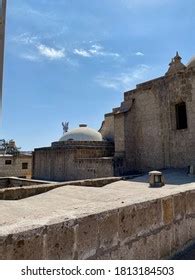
0;169;194;236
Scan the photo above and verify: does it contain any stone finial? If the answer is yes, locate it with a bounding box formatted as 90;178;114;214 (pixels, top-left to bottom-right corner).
166;52;186;75
169;58;174;67
174;51;182;61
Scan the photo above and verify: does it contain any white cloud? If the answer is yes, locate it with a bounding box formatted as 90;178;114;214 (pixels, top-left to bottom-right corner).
11;33;39;45
37;44;65;59
73;44;120;58
20;53;39;62
11;33;66;61
135;52;144;56
89;44;103;55
73;49;92;57
95;64;150;91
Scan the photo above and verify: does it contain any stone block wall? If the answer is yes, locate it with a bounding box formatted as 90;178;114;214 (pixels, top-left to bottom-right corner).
99;113;115;141
0;155;32;178
33;142;114;181
118;68;195;172
75;158;114;179
1;188;195;259
0;177;122;200
0;178;8;188
114;114;125;157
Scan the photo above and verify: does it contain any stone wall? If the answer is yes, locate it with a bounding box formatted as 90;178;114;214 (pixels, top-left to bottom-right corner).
75;158;114;179
33;142;114;181
0;187;194;259
0;154;32;178
114;68;195;172
114;113;125;157
0;177;7;188
0;177;122;200
99;113;115;141
0;177;50;188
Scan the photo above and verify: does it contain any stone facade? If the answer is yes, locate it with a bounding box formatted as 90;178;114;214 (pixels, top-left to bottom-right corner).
0;153;32;178
100;53;195;174
33;141;114;181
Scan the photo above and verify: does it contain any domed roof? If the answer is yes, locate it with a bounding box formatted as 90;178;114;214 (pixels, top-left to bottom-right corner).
59;124;103;142
187;56;195;69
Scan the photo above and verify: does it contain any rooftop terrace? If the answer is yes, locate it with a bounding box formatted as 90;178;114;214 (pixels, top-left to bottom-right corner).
0;169;194;260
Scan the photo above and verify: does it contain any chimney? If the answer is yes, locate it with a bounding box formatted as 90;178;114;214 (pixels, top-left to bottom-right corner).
79;124;87;127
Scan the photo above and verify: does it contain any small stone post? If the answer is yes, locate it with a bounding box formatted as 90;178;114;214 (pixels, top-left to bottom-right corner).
149;171;165;188
188;165;195;176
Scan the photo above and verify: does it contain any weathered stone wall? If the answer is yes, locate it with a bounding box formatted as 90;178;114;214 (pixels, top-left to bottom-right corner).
117;68;195;172
0;154;32;178
0;176;122;200
0;177;46;189
0;177;8;188
33;142;114;181
75;158;114;179
99;113;115;141
0;188;194;259
114;113;125;157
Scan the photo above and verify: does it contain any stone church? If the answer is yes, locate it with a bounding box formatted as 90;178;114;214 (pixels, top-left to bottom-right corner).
33;53;195;181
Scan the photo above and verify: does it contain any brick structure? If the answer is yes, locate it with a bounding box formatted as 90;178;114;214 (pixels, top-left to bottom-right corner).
0;153;32;178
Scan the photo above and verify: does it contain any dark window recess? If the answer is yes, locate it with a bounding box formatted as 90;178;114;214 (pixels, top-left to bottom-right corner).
22;162;28;169
5;160;12;165
175;102;188;130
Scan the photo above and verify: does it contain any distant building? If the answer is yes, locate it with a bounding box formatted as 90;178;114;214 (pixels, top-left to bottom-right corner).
33;53;195;181
0;140;32;178
0;153;32;178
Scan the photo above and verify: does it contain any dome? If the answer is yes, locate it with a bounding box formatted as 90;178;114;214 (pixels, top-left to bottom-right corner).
59;124;103;142
187;56;195;69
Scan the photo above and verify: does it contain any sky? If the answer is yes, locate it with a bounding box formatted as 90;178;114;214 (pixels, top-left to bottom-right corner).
1;0;195;150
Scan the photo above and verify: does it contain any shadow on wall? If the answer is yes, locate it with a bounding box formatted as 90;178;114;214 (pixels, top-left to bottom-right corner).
171;242;195;260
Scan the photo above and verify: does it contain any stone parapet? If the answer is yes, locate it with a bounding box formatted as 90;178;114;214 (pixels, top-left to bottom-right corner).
0;177;51;189
51;141;114;148
0;182;195;259
0;176;123;200
136;76;165;90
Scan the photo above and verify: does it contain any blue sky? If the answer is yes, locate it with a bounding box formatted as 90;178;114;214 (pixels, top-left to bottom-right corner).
1;0;195;150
